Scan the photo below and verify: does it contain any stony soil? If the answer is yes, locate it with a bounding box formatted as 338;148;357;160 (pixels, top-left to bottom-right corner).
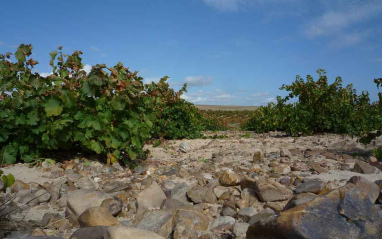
0;131;381;239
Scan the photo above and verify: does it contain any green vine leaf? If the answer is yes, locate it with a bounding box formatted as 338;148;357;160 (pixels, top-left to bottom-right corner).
44;99;63;117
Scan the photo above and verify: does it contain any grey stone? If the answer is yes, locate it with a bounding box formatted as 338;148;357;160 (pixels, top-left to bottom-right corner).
70;226;108;239
284;193;318;211
254;179;293;202
134;209;175;239
247;180;382;239
233;222;250;237
248;208;276;225
221;206;237;217
104;227;165;239
179;142;190;153
237;207;258;222
295;178;325;194
161;199;184;210
187;186;217;204
65;189;111;226
136;181;167;217
170;182;189;204
209;216;236;230
352;160;379;174
35;189;51;203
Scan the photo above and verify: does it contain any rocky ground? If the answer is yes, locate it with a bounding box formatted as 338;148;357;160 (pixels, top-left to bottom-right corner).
0;131;381;239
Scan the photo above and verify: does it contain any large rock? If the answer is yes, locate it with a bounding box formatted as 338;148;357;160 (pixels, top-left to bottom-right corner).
136;181;167;217
78;206;121;227
352;160;380;174
187;186;217;204
254;179;293;202
134;209;175;238
219;170;241;186
104;227;165;239
66;189;111;225
247;178;382;239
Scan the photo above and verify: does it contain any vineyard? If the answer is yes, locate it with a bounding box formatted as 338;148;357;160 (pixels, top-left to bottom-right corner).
0;45;381;166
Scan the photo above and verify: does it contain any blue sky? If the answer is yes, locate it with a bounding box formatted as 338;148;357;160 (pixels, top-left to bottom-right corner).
1;0;381;105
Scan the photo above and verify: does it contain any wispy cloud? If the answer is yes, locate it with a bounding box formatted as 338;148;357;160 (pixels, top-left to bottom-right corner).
90;46;107;57
304;0;382;47
184;76;214;87
143;77;160;84
202;0;243;12
202;0;305;14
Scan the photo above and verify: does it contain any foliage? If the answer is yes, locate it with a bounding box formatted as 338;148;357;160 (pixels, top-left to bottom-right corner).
0;44;156;165
243;69;382;138
0;44;209;165
146;78;204;139
372;148;382;161
0;170;15;188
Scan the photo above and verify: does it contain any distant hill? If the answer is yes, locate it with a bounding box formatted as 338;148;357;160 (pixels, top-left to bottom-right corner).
195;105;259;111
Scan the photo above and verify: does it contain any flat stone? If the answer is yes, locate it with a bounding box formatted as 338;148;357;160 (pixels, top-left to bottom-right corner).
209;216;236;231
307;162;328;173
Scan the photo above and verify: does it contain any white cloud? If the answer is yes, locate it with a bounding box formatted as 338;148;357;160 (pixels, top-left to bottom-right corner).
83;64;92;74
304;0;382;47
143;77;160;84
202;0;305;13
184;76;214;87
215;94;234;99
39;72;52;77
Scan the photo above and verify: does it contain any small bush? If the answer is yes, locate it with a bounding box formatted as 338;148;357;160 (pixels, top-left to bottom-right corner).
146;78;204;139
243;69;382;137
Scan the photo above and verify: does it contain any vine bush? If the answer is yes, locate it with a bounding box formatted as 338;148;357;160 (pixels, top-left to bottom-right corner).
0;44;202;165
243;69;382;140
